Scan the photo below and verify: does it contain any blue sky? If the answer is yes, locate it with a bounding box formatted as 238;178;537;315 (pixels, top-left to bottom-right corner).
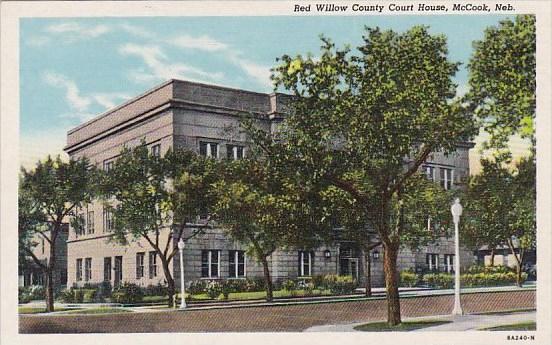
20;15;517;169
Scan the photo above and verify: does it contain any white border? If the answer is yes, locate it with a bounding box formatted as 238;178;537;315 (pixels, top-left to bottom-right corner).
1;1;551;345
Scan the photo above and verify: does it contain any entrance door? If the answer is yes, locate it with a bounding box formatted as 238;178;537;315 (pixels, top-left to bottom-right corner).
339;258;360;280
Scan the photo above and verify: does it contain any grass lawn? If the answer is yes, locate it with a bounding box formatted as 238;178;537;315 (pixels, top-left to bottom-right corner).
481;321;536;331
61;307;132;315
354;320;452;332
18;307;77;314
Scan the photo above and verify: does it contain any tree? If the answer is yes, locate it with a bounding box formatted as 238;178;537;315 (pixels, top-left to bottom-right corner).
462;156;535;286
212;158;331;302
19;156;96;312
245;26;475;325
466;15;536;150
100;145;219;307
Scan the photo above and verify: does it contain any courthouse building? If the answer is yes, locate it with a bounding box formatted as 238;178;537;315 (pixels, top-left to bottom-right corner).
64;79;475;289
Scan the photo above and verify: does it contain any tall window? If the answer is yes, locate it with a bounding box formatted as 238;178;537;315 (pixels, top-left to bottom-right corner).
426;253;439;272
136;252;145;279
151;144;161;157
440;168;454;190
114;256;123;286
87;211;95;234
149;251;157;279
103;208;114;232
84;258;92;281
444;254;455;273
201;250;220;278
199;141;218;158
228;250;246;278
298;251;313;276
104;257;112;281
103;160;114;172
226;145;244;160
76;258;83;281
423;165;436;182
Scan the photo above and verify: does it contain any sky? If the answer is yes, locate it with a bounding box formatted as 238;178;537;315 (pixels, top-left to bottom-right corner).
19;15;530;171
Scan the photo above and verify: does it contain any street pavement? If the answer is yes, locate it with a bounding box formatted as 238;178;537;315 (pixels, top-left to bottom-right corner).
19;289;535;333
304;311;536;332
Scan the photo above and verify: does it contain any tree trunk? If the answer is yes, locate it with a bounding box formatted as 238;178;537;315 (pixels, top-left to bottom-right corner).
383;242;401;326
490;248;495;266
507;240;523;287
364;250;372;297
260;257;273;302
45;228;57;312
160;257;175;308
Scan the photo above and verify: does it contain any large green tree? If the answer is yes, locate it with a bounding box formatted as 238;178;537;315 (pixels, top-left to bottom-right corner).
245;26;475;325
466;15;536;150
100;145;219;307
19;156;97;312
213;158;332;302
462;156;536;286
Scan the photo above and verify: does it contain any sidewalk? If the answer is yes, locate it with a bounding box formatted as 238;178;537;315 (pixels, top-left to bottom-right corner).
304;311;536;332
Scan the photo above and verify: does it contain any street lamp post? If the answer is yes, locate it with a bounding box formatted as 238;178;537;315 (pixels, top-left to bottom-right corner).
178;238;186;309
450;198;463;316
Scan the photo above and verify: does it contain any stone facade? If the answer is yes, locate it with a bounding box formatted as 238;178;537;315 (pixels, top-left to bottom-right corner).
65;79;475;290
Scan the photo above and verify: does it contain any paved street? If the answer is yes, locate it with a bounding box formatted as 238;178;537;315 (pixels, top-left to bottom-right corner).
19;290;534;333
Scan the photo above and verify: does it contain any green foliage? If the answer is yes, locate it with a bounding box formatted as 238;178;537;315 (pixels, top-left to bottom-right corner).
421;268;527;288
321;274;358;294
18;286;45;303
111;283;144;304
82;289;97;303
144;283;168;297
422;273;453;289
205;281;223;299
466;15;536;149
282;279;297;291
188;280;208;295
399;270;419;287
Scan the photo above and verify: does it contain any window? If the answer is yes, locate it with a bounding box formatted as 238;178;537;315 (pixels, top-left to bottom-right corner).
103;208;114;232
136;252;145;279
226;145;244;160
423;165;436;182
444;254;455;273
84;258;92;281
201;250;220;278
298;251;313;276
114;256;123;286
229;250;246;278
151;144;161;157
149;251;157;279
104;257;112;281
103;160;114;172
87;211;95;234
76;258;83;281
426;253;439;272
74;210;86;236
440;168;454;190
199;141;218;158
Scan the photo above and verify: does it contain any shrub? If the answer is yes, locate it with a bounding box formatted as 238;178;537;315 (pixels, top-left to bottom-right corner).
18;287;32;304
73;289;84;303
245;277;266;292
400;270;419;287
111;283;144;304
221;280;233;300
188;280;208;295
58;289;74;303
82;289;97;303
206;281;223;299
422;273;453;289
323;275;357;295
311;275;325;289
144;283;168;297
225;279;248;293
282;279;297;291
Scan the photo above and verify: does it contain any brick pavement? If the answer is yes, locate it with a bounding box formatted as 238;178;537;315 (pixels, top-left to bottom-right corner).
19;290;535;333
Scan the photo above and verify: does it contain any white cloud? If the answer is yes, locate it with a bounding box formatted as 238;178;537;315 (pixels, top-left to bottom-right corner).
26;36;51;47
230;55;273;88
119;43;224;83
119;23;155;39
42;71;91;112
91;93;132;109
168;34;228;52
45;22;110;41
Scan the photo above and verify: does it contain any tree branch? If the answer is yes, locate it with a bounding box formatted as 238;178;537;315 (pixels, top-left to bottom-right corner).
390;145;433;196
22;247;48;270
325;174;368;203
